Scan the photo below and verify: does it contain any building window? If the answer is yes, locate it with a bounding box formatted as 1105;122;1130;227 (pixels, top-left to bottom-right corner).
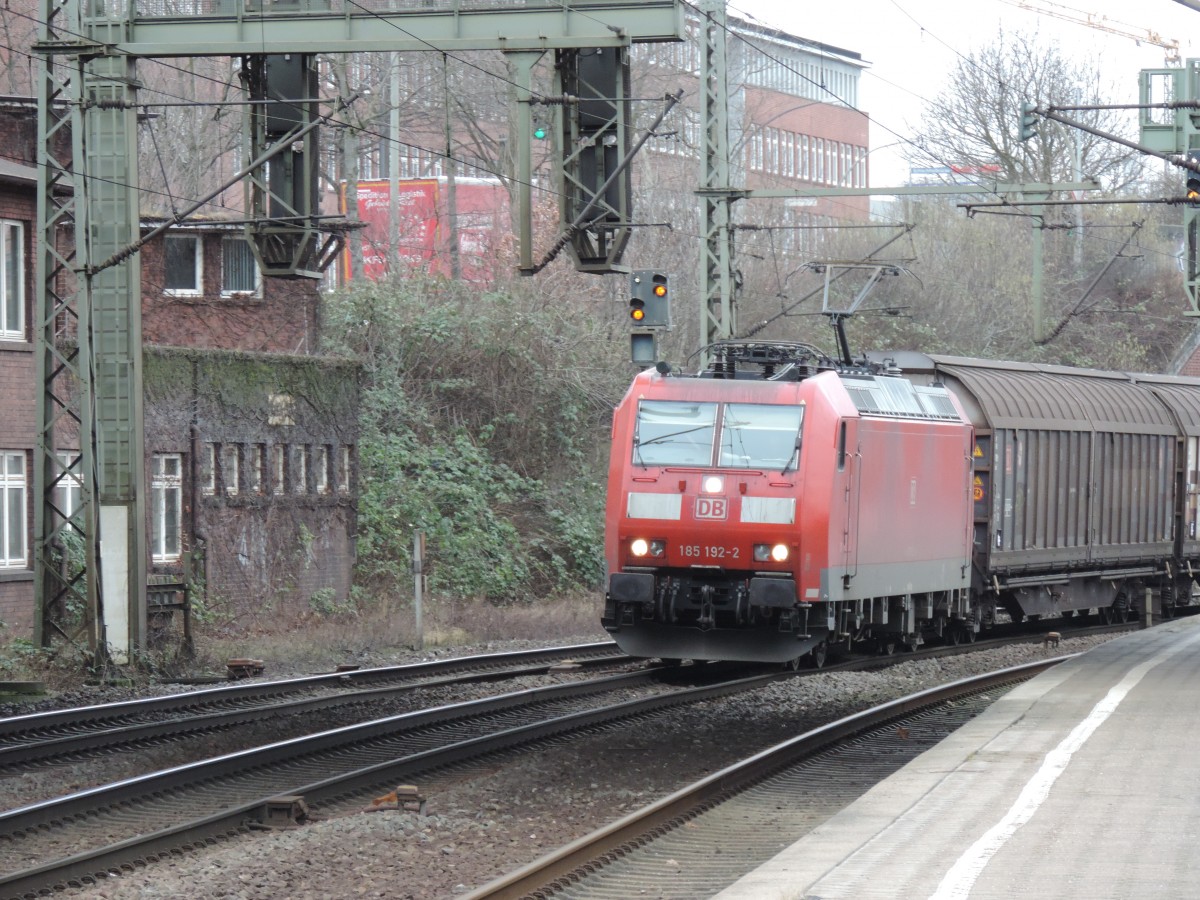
221;443;240;497
250;444;265;494
314;446;330;495
339;445;352;493
150;454;182;562
202;442;216;496
271;444;286;494
293;445;308;494
1;220;24;339
164;234;201;295
222;237;260;297
55;451;82;529
1;451;27;568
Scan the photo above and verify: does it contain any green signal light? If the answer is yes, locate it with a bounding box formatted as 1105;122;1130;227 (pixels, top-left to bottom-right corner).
533;126;546;139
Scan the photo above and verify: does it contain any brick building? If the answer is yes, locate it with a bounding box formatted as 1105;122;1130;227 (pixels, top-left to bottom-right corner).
0;123;38;630
0;99;358;641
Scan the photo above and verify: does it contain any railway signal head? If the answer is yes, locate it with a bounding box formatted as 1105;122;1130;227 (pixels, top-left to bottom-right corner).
1188;173;1200;205
1019;102;1039;142
630;270;670;328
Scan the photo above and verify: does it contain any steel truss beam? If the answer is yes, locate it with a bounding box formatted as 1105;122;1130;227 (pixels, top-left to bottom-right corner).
33;0;684;663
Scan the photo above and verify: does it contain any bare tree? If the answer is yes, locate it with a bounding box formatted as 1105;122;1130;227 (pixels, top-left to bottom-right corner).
905;30;1144;191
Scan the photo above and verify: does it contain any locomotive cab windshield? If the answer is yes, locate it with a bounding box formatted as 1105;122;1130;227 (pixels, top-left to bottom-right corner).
633;400;804;471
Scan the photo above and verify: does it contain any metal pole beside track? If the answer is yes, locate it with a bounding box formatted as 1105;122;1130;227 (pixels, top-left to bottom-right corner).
414;532;425;650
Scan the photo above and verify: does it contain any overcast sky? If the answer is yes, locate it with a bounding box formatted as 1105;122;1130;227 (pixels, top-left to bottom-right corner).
729;0;1200;185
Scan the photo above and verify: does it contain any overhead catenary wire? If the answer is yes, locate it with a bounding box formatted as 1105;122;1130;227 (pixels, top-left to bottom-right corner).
1;0;1183;282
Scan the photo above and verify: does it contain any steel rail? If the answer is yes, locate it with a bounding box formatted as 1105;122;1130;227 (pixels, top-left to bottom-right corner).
0;665;795;899
0;643;623;768
462;657;1071;900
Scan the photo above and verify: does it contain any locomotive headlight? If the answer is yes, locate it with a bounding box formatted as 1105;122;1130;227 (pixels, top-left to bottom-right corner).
754;543;790;562
630;538;666;558
702;475;724;494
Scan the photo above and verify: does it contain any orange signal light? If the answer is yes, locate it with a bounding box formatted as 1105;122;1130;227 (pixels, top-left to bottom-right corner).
653;283;667;298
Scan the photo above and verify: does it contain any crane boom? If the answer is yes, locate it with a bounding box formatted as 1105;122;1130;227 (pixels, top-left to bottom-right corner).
996;0;1181;66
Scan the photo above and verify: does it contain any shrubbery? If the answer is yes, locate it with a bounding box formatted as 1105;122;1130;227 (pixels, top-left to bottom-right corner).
324;277;628;603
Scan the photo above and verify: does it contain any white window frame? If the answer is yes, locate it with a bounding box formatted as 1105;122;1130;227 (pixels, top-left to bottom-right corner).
293;445;308;494
315;445;330;495
163;234;202;297
201;442;216;496
339;446;352;493
250;444;265;494
271;444;286;494
221;443;240;497
150;453;183;562
1;220;24;340
1;451;27;568
55;451;82;530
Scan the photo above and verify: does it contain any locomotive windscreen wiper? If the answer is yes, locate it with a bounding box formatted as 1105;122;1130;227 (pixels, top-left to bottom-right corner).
780;439;801;474
633;425;715;467
636;425;713;448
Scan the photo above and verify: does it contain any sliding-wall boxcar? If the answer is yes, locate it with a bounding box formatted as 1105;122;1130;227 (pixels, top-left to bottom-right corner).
879;352;1200;623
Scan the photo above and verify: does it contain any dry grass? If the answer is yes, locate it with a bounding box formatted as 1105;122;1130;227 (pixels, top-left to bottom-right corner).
0;594;608;690
189;592;608;675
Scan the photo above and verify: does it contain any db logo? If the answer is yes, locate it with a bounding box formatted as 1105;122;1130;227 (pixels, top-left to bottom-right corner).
695;497;728;520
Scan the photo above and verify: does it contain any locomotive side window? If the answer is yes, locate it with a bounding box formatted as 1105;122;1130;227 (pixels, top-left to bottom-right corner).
633;401;718;466
719;404;804;469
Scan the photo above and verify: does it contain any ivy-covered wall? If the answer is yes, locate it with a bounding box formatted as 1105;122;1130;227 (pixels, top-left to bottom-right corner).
143;346;360;624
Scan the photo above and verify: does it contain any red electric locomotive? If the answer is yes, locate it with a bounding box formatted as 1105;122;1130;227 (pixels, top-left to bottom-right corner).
602;342;976;666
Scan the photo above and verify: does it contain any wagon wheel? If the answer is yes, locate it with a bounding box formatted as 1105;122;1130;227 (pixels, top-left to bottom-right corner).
946;626;962;647
877;638;897;656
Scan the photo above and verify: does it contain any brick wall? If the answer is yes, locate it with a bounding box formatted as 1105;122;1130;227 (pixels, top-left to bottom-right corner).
141;229;322;355
143;347;359;624
743;88;871;221
0;161;38;636
0;105;38;170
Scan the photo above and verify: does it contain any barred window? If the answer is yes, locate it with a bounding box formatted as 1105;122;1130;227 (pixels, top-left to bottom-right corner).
222;237;259;296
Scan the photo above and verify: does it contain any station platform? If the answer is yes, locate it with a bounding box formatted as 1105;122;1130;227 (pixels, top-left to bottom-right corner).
714;615;1200;899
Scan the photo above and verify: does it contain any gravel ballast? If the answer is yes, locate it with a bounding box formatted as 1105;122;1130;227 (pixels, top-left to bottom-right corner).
21;634;1116;900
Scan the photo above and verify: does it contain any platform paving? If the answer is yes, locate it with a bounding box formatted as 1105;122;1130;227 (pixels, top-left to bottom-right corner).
714;616;1200;899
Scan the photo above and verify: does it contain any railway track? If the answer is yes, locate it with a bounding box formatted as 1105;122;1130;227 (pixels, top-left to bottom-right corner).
0;642;625;772
0;625;1138;898
0;661;805;899
463;657;1067;900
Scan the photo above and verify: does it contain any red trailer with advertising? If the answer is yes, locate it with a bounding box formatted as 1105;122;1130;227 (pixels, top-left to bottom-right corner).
341;177;508;283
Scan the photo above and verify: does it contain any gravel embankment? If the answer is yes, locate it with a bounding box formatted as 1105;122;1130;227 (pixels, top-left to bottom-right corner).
13;634;1115;900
